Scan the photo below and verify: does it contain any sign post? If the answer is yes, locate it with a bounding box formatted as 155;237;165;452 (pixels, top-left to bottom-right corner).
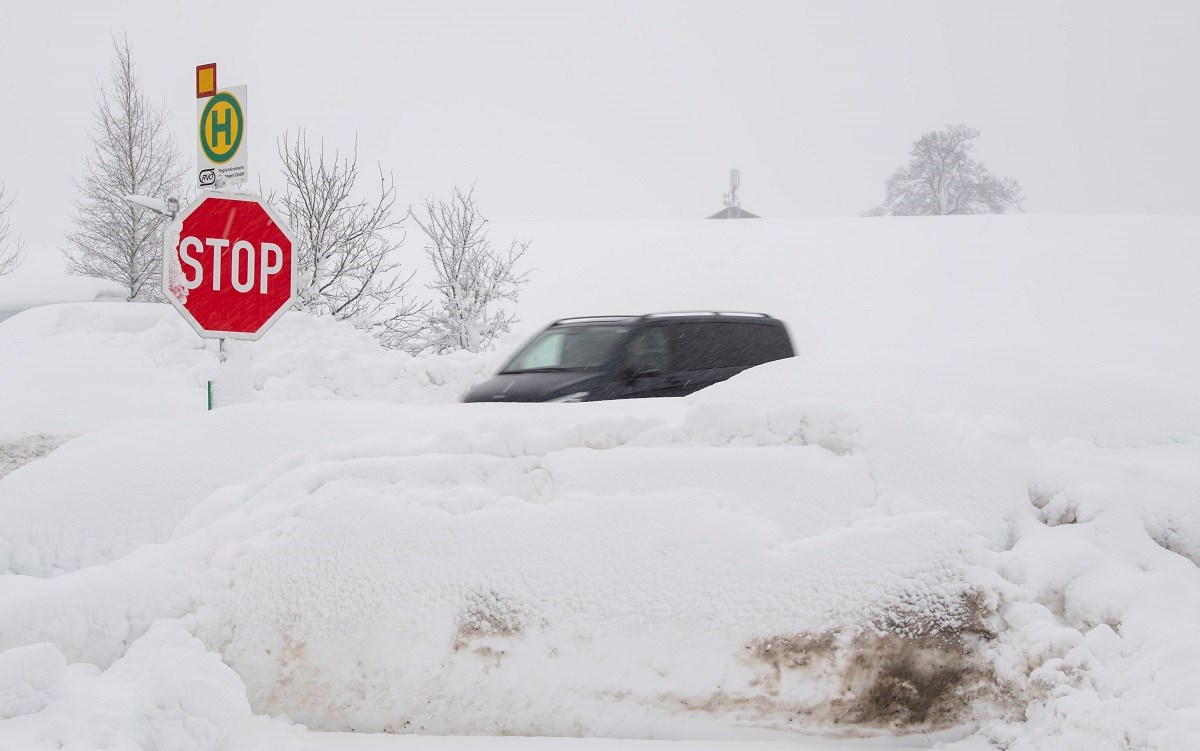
180;64;290;408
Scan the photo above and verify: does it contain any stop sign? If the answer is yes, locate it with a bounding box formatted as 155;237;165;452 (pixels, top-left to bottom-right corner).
162;193;297;340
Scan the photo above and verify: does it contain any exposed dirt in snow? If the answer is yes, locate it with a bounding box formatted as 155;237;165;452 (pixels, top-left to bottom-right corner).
833;630;994;728
0;433;71;480
653;591;1011;736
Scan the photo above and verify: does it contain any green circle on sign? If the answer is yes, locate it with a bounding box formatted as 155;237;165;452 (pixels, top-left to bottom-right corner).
199;91;244;164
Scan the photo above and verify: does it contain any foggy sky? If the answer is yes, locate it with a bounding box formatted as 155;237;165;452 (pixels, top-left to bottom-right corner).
2;0;1197;246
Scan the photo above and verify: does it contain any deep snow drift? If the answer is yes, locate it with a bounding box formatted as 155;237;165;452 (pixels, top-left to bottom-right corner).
0;303;502;435
1;215;1199;750
0;274;124;324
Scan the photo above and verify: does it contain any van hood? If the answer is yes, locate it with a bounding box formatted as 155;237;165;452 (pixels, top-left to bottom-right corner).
462;371;605;403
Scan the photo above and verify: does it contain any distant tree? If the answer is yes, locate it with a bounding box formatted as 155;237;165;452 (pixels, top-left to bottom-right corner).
275;130;423;347
63;33;186;300
866;124;1022;216
410;186;530;354
0;184;24;276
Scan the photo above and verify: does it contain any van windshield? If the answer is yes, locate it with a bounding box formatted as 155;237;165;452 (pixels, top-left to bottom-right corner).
502;325;629;373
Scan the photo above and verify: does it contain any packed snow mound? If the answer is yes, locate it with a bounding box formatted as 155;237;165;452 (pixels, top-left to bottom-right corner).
2;367;1199;746
0;303;500;434
699;346;1200;448
0;643;66;720
0;274;125;323
0;619;293;751
0;399;1006;739
0;403;445;575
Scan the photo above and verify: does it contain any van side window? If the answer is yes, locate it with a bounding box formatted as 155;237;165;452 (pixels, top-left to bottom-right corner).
665;322;792;370
624;327;669;373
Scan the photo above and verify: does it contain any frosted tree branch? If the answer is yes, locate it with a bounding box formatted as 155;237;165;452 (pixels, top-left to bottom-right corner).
409;185;531;354
0;184;25;276
62;33;185;300
274;130;424;348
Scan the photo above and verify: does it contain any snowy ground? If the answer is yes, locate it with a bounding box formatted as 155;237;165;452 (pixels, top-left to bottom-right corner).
1;216;1198;750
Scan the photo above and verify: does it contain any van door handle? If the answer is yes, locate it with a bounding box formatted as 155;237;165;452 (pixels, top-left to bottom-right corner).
663;375;685;388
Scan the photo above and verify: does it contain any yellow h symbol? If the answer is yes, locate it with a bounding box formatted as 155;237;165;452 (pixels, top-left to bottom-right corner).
210;105;233;148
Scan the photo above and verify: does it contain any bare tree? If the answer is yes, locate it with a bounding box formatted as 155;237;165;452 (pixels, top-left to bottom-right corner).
63;33;185;300
0;185;24;276
866;124;1023;216
410;186;530;354
274;130;423;346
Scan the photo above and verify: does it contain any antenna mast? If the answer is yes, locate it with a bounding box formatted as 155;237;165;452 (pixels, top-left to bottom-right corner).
722;169;741;211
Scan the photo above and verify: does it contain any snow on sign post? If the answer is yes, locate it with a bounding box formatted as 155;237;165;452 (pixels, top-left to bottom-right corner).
162;193;297;341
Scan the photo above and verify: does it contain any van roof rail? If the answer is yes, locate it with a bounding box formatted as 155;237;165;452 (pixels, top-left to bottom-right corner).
642;310;773;319
551;311;775;325
552;315;638;325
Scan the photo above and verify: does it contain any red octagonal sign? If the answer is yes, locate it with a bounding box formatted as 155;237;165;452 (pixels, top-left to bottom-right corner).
163;193;297;340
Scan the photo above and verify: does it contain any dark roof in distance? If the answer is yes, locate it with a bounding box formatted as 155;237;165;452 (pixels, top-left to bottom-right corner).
707;206;761;219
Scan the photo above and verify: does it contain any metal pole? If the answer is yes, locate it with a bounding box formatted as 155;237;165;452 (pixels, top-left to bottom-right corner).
207;338;226;411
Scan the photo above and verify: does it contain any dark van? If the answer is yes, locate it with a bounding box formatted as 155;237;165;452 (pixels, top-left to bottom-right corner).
461;312;794;403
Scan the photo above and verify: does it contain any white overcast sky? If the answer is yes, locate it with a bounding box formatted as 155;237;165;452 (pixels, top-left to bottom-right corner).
1;0;1197;245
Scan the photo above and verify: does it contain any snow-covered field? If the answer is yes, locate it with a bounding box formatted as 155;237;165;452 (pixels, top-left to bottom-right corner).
1;216;1198;750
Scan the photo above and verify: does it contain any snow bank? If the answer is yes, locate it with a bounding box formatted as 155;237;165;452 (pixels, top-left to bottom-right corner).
0;274;125;323
699;346;1200;449
2;371;1198;745
0;303;500;434
0;399;1006;740
0;643;65;720
0;619;293;751
0;403;436;576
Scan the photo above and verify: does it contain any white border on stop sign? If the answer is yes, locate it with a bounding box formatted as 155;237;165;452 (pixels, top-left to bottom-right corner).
161;190;299;341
